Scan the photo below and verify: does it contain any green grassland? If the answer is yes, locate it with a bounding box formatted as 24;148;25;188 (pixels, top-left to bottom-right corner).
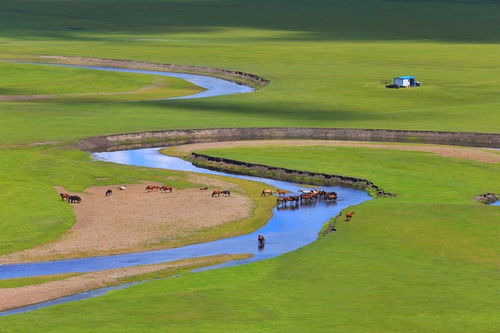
0;0;500;145
0;0;499;330
0;62;203;102
2;146;498;331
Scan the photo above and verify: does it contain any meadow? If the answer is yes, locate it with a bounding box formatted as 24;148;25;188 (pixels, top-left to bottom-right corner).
0;0;499;331
1;145;498;331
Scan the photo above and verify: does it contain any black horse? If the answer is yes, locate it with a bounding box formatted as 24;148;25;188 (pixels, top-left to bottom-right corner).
258;234;265;249
105;189;113;197
68;195;81;203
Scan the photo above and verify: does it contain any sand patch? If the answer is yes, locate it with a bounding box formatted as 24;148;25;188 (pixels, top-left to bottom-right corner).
169;140;500;163
0;181;251;264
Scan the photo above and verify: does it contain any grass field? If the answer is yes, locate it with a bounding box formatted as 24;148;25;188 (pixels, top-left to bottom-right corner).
0;0;499;330
0;0;500;145
1;145;498;331
0;62;203;102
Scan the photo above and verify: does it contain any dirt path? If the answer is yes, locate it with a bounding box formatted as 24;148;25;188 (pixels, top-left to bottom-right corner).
168;140;500;163
0;254;248;312
0;181;251;264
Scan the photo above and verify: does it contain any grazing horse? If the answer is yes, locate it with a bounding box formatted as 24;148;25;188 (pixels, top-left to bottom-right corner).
258;234;265;248
345;211;355;221
161;186;173;193
212;190;221;197
119;185;127;191
276;189;286;196
60;193;69;201
68;195;81;203
145;185;155;192
261;189;273;196
105;189;113;197
221;190;231;197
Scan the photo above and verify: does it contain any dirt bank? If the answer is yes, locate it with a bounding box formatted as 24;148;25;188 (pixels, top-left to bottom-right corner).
0;181;251;264
168;140;500;163
33;55;269;87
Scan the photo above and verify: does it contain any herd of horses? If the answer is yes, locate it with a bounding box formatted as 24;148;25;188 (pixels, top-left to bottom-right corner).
262;188;338;207
211;189;231;197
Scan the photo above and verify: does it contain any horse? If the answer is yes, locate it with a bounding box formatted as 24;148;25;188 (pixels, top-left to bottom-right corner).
212;190;221;197
261;189;273;196
199;187;208;190
119;185;127;191
59;193;69;201
68;195;81;203
160;186;173;193
300;194;314;202
221;190;231;197
145;185;155;192
105;189;113;197
258;234;265;249
285;196;300;205
276;197;286;206
345;211;355;221
276;189;286;196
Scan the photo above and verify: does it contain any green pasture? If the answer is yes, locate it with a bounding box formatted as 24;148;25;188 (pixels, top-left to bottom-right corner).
2;146;498;331
0;0;499;330
0;0;499;145
0;62;203;102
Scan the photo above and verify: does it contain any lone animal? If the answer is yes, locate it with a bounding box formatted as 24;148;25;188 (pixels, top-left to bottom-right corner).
199;187;208;190
105;189;113;197
212;190;221;197
261;189;273;196
68;195;81;203
59;193;69;201
119;185;127;191
345;211;355;221
221;190;231;197
258;234;266;248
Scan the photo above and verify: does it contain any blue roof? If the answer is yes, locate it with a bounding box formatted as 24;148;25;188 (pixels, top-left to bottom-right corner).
395;76;415;79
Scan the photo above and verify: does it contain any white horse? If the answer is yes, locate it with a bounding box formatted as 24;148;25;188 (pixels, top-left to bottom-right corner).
119;185;127;191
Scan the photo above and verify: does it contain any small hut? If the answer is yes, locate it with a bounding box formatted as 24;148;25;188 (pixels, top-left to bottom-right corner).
393;76;420;88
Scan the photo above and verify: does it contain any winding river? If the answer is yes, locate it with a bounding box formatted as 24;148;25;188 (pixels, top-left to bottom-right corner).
0;64;370;316
24;62;255;100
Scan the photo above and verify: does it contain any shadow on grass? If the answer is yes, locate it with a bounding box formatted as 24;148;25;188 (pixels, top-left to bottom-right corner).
1;0;500;43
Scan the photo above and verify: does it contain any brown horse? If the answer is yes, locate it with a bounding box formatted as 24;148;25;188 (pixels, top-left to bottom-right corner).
261;189;273;196
276;197;286;206
212;190;221;197
345;211;355;221
276;189;286;196
60;193;69;201
161;186;173;193
145;185;155;192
